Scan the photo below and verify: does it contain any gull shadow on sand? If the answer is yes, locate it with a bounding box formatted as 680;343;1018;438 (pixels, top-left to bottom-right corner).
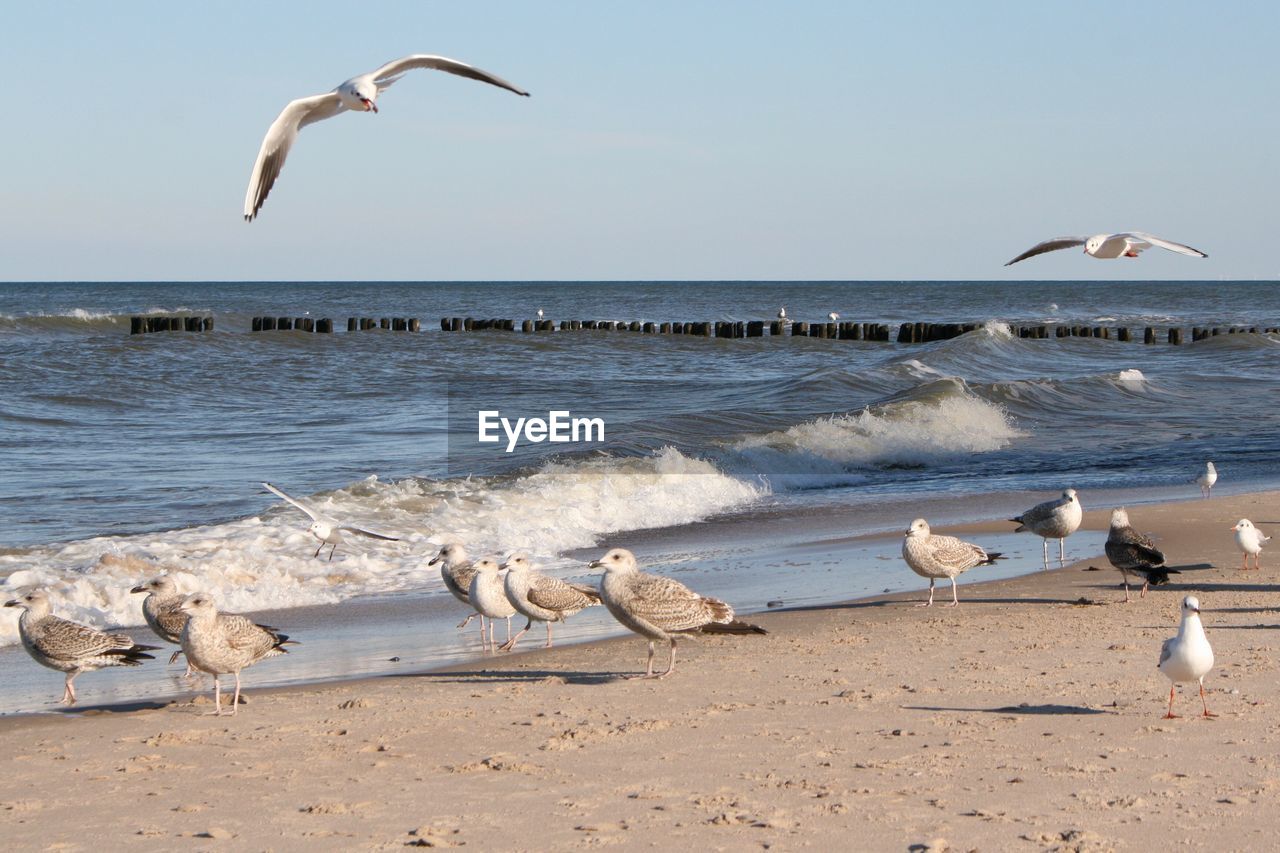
59;699;171;715
402;669;630;686
903;703;1108;716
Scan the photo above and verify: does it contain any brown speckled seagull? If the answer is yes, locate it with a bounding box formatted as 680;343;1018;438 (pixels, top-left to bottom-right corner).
179;594;294;716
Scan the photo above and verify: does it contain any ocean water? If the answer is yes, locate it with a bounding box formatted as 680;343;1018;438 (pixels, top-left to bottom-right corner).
0;280;1277;712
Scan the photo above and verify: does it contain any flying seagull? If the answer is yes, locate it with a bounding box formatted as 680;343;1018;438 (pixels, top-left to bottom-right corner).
261;482;399;560
1005;232;1207;266
243;55;530;220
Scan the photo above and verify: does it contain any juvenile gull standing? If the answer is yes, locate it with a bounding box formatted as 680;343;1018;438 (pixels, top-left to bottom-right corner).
1195;462;1218;499
1158;595;1215;718
467;557;515;650
1232;519;1269;570
262;481;399;561
1011;488;1083;566
499;553;600;652
428;543;485;639
1105;508;1178;602
130;576;193;673
5;589;157;705
901;519;1002;607
179;593;294;716
591;548;766;679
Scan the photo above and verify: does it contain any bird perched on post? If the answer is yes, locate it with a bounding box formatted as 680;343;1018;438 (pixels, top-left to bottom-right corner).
1105;508;1178;602
1232;519;1269;570
179;594;294;716
1158;596;1215;719
1195;462;1217;499
1011;488;1083;567
130;575;194;673
499;554;600;652
901;519;1002;607
591;548;765;679
5;589;157;705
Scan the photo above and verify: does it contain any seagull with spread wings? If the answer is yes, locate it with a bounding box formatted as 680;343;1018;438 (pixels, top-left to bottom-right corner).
262;482;399;561
1005;232;1207;266
243;54;530;220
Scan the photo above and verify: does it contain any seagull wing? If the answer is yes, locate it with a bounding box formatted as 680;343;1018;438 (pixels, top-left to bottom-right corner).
1004;237;1088;266
34;617;138;662
243;92;345;221
1121;232;1208;259
1158;637;1173;667
366;54;530;97
338;524;400;541
262;482;321;522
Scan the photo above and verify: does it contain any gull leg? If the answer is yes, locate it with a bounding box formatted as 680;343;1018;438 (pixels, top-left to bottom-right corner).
657;638;677;679
1059;537;1066;564
230;672;242;717
915;579;935;608
499;618;531;652
205;675;223;716
505;616;512;645
1199;680;1216;717
314;542;324;559
626;640;657;679
328;543;338;561
457;613;476;630
1140;579;1149;599
61;673;77;705
1164;684;1178;719
545;621;554;649
1041;538;1049;569
479;615;487;646
945;576;959;607
1122;573;1131;603
1241;553;1248;571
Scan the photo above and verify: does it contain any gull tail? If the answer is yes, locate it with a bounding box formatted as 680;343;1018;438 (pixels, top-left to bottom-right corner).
1147;569;1180;586
980;551;1005;566
109;643;160;665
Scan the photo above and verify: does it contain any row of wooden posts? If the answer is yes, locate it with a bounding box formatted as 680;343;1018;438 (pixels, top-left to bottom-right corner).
129;316;214;334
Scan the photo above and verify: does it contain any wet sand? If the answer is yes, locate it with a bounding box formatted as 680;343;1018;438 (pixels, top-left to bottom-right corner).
1;492;1276;850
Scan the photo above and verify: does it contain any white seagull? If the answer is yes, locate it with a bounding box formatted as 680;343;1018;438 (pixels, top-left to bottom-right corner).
1011;488;1083;567
1195;461;1218;499
1158;595;1215;719
777;307;787;320
828;312;840;322
1232;518;1269;570
1005;232;1207;266
262;482;399;561
243;55;530;220
536;309;545;320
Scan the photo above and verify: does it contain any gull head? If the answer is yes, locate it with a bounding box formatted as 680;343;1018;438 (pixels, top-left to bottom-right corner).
904;518;930;539
131;576;178;596
340;80;379;113
308;520;333;542
1182;595;1201;616
501;553;532;574
1109;507;1130;529
1062;488;1078;503
589;547;637;573
428;543;467;567
1085;236;1104;255
179;593;216;618
1233;519;1254;533
473;557;503;575
4;588;51;617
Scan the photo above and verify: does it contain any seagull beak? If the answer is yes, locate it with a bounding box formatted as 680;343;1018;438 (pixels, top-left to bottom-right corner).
130;585;147;594
3;600;18;608
427;555;440;566
588;560;603;569
361;97;377;113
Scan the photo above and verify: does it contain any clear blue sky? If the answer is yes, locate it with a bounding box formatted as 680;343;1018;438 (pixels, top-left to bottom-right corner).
1;1;1274;280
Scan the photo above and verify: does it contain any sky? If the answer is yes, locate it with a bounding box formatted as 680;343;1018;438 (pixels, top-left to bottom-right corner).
0;1;1275;281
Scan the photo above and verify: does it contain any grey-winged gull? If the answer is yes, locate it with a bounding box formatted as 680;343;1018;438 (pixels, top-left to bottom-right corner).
5;589;157;705
428;543;485;640
1158;595;1215;718
498;553;600;652
901;519;1002;607
1195;462;1217;499
591;548;766;679
130;575;194;673
1105;508;1177;602
262;481;399;561
179;593;294;716
1011;488;1083;566
1232;519;1269;570
467;557;516;650
1004;232;1207;266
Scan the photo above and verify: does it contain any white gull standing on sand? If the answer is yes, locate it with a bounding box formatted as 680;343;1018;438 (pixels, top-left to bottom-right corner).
467;558;515;651
130;576;194;673
1232;519;1269;570
179;594;294;716
428;543;485;640
1004;232;1207;266
901;519;1002;607
591;548;765;679
1011;488;1083;566
243;54;529;220
262;482;399;561
1195;462;1218;499
5;589;157;705
1105;508;1177;602
499;554;600;652
1158;595;1215;719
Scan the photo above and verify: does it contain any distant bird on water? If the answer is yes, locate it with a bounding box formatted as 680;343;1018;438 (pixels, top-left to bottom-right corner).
130;575;194;673
1158;595;1215;719
243;54;530;221
1105;508;1177;602
591;548;766;679
262;482;399;561
1232;519;1269;570
5;589;157;705
828;312;840;322
1011;488;1083;567
901;519;1002;607
179;593;294;716
1005;232;1207;266
1195;462;1218;499
499;554;600;652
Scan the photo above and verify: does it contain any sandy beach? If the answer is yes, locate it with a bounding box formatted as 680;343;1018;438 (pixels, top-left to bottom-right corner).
1;492;1276;849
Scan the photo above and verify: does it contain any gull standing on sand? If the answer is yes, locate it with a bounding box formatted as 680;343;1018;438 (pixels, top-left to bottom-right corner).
5;589;157;705
428;543;486;638
262;482;399;561
1195;462;1218;499
1232;519;1269;570
243;54;530;220
499;554;600;652
1011;489;1083;566
1105;508;1177;602
591;548;766;679
1158;595;1215;719
901;519;1002;607
467;558;516;650
1004;232;1208;266
130;576;194;673
179;594;294;716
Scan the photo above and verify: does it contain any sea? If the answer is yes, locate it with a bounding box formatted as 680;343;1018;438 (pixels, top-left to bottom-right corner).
1;280;1277;714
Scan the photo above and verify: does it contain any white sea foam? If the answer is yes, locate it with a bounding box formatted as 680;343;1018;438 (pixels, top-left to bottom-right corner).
982;320;1014;338
1115;368;1147;384
0;448;761;645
